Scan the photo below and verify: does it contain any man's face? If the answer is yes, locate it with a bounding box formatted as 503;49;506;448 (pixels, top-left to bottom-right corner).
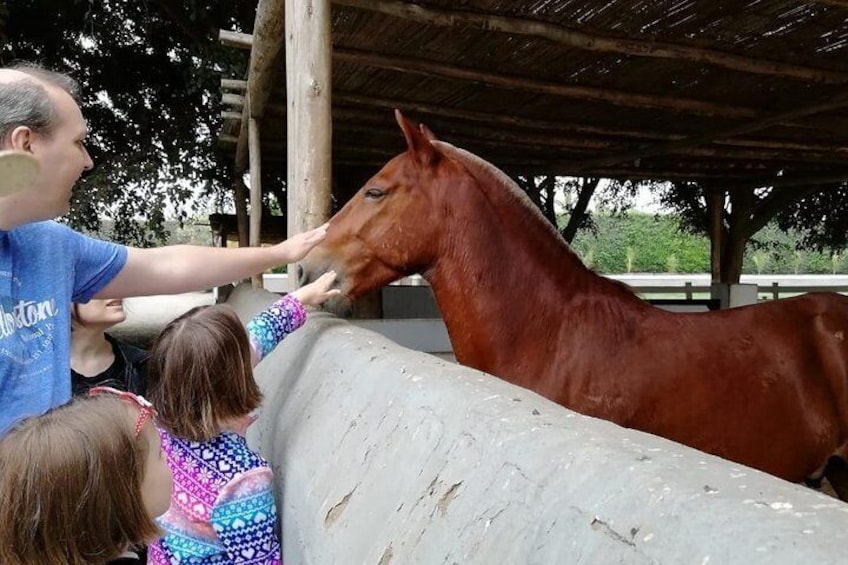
25;86;93;218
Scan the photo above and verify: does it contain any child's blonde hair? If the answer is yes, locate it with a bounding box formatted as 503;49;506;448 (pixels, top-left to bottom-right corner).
0;395;161;565
147;304;261;442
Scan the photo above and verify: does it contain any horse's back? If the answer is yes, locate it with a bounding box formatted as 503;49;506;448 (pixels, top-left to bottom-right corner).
575;292;848;480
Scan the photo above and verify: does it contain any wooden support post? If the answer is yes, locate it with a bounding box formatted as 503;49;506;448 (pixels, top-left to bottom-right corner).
285;0;333;291
234;174;249;248
249;116;263;288
707;189;724;284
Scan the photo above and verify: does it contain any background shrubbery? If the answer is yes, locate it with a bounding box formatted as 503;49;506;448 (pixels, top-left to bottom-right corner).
570;212;848;275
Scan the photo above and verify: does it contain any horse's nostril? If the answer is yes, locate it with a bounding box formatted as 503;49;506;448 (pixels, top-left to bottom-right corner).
297;264;306;285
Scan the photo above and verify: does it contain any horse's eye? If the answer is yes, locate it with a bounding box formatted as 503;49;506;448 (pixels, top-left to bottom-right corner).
364;188;385;200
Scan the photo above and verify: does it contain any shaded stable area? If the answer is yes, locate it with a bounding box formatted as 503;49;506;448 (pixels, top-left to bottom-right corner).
217;1;848;287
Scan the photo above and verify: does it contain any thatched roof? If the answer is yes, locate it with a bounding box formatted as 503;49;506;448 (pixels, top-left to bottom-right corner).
219;0;848;192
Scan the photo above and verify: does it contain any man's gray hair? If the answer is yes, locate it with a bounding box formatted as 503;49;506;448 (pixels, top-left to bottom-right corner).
0;63;81;145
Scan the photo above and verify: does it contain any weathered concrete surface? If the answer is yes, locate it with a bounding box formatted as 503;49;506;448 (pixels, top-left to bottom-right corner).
227;285;848;565
110;291;215;347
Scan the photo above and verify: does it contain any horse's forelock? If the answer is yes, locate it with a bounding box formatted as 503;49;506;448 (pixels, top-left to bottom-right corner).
432;140;565;244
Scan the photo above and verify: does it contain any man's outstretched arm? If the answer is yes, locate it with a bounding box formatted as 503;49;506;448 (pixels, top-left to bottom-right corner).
95;224;327;298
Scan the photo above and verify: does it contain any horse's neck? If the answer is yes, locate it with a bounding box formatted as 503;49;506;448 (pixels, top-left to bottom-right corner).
425;152;640;365
428;171;626;362
427;185;592;317
428;144;610;302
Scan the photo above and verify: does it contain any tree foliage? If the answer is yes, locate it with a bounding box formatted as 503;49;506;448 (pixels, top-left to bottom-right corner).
513;175;642;243
653;180;844;282
572;213;710;274
569;212;848;275
2;0;254;245
776;184;848;252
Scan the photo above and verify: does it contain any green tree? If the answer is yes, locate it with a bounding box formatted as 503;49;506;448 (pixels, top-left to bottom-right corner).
776;185;848;254
513;175;643;243
656;181;845;283
2;0;254;245
571;212;710;274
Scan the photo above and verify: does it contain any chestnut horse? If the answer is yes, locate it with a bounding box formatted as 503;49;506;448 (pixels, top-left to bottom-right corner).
302;111;848;499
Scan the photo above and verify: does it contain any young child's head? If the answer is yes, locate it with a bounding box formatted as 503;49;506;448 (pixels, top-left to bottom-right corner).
147;304;261;442
0;392;172;565
71;298;127;331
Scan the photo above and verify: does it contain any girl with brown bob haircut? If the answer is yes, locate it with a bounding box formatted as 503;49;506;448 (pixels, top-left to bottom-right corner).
0;391;172;565
146;272;339;564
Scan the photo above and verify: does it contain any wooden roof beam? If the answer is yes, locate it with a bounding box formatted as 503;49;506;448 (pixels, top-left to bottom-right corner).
221;78;247;91
334;48;758;119
570;91;848;171
246;1;285;121
807;1;848;8
219;30;253;50
331;92;848;155
327;119;846;164
245;95;848;159
218;0;285;173
335;0;848;84
723;171;848;192
220;36;835;125
218;1;284;249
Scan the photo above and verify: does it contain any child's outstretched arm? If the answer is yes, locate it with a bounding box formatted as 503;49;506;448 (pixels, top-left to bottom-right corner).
246;271;339;366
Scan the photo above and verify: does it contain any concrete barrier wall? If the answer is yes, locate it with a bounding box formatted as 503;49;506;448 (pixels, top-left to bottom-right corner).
227;285;848;564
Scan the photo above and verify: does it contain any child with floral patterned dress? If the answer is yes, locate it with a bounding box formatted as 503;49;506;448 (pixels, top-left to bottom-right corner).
146;272;338;564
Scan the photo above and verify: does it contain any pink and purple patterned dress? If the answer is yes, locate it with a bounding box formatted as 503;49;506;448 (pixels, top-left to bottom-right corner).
148;295;306;564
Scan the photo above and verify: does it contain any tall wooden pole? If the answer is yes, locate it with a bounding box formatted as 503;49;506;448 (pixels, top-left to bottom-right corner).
233;173;249;248
707;189;724;284
285;0;333;290
248;115;263;288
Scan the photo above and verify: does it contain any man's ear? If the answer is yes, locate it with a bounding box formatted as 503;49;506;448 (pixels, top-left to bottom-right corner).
6;126;33;153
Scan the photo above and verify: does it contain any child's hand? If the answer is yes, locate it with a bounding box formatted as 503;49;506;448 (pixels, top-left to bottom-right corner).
291;271;341;306
274;223;329;263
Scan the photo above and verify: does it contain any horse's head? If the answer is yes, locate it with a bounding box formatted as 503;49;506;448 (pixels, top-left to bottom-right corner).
300;110;448;307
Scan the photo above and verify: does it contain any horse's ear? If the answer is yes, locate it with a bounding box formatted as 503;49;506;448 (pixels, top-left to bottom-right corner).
419;123;438;141
395;109;439;166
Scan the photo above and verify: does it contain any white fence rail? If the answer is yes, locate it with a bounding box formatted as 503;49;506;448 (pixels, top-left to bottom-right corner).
263;273;848;300
612;274;848;300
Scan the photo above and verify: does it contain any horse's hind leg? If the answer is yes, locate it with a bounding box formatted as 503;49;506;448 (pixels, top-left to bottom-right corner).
823;457;848;501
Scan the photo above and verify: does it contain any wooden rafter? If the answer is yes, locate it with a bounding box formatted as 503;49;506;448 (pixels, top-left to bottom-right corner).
330;92;848;155
326;119;845;164
217;1;285;248
221;86;848;157
220;34;843;130
724;171;848;192
570;91;848;171
334;48;758;119
335;0;848;84
218;29;252;50
806;0;848;8
222;32;760;119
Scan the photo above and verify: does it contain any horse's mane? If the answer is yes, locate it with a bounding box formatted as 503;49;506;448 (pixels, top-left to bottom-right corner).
432;140;641;301
433;141;567;246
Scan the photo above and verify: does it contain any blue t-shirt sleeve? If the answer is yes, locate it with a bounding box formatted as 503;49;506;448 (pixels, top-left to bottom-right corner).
56;223;128;302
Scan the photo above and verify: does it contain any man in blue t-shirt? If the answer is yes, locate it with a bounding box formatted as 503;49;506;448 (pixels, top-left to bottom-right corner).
0;64;336;434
